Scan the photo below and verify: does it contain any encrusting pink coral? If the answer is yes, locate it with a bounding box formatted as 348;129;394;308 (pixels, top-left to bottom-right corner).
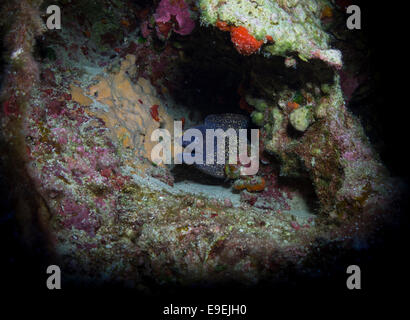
154;0;195;38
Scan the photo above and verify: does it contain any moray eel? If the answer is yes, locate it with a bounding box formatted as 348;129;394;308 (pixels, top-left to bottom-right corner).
181;113;249;178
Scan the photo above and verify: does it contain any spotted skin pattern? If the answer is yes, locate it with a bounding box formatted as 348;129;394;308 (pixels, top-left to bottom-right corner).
181;113;249;178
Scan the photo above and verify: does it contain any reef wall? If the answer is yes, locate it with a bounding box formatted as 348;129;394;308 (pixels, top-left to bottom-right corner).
0;0;401;289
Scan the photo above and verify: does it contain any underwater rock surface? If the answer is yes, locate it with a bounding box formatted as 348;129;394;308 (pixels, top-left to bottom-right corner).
0;0;403;289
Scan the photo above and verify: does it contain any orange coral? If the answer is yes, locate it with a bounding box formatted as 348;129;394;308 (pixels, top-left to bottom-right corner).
321;6;333;19
215;22;263;55
230;26;263;56
265;35;274;43
287;101;300;110
233;177;266;192
246;177;266;192
216;20;232;32
233;180;246;191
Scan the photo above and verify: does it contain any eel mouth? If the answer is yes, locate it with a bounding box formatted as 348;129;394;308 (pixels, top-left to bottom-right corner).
0;0;405;291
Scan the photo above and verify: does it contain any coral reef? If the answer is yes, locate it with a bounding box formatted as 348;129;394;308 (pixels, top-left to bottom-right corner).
199;0;342;67
215;22;264;56
86;54;176;163
247;72;394;216
0;0;403;291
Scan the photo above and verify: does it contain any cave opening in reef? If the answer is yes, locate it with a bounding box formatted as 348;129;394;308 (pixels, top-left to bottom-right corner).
160;26;329;215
